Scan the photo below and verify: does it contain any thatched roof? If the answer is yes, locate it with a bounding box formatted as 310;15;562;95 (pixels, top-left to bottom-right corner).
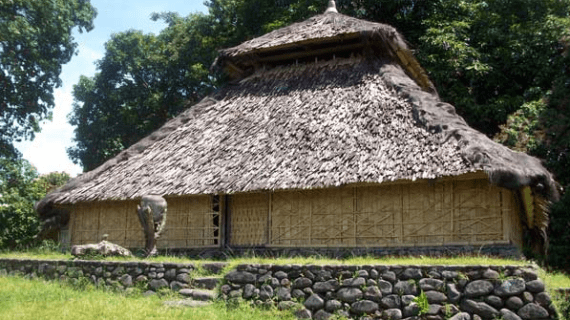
36;5;557;222
214;9;435;93
217;10;402;59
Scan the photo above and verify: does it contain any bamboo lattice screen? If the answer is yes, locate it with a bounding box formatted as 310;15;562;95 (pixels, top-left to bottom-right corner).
68;178;521;249
232;178;520;247
229;193;269;246
69;195;219;249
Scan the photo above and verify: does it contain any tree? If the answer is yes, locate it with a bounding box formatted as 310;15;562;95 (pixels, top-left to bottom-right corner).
496;46;570;270
68;14;215;171
416;0;570;136
0;0;96;158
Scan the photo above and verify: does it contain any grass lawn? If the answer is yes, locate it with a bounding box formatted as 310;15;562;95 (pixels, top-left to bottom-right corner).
0;276;296;320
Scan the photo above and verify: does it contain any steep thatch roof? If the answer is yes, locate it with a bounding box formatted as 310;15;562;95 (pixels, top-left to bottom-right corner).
214;10;436;94
37;5;557;227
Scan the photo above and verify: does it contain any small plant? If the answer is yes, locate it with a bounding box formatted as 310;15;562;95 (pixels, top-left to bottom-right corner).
443;303;453;319
458;272;469;281
35;240;62;253
352;270;360;278
497;270;512;281
413;291;430;316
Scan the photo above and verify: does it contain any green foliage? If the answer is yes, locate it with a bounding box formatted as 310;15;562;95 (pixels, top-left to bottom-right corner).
68;14;215;171
413;291;430;315
417;0;570;136
0;157;43;248
0;157;69;249
0;0;96;158
496;39;570;272
495;100;546;152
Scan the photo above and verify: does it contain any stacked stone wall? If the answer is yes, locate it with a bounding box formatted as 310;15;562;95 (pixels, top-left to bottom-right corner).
222;264;558;320
0;258;196;292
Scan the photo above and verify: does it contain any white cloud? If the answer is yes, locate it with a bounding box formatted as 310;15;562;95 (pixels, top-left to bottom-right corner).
16;88;83;177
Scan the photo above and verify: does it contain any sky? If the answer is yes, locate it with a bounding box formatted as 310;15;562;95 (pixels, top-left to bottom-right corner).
14;0;208;177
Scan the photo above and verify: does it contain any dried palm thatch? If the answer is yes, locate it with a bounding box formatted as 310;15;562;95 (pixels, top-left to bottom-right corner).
214;10;435;94
36;4;558;251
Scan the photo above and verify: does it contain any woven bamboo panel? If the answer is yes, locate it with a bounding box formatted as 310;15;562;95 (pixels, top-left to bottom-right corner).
402;181;454;244
271;191;310;246
230;193;269;246
271;188;355;246
70;204;100;245
310;188;354;246
160;196;219;248
69;197;219;249
452;179;503;243
502;188;523;246
98;201;128;247
125;200;144;248
269;178;513;247
356;185;403;246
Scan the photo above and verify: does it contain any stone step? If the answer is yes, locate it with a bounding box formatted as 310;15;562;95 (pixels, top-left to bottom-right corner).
201;262;228;275
179;288;217;301
193;277;221;290
163;299;212;308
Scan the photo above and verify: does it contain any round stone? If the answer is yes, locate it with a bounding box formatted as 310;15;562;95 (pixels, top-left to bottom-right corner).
394;280;419;295
342;277;365;287
500;308;522;320
525;280;545;293
304;293;324;310
383;308;403;320
363;285;383;302
484;295;504;309
381;294;401;309
402;268;422;280
420;278;445;291
447;283;462;303
243;283;255;299
293;277;312;289
378;280;393;295
351;300;379;314
465;280;494;298
425;290;448;304
337;287;363;303
325;299;342;313
276;287;291;301
505;296;524;310
517;303;549;320
494;279;526;297
534;292;552;308
313;309;332;320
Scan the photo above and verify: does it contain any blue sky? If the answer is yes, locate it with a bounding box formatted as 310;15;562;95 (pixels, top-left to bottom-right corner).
15;0;207;177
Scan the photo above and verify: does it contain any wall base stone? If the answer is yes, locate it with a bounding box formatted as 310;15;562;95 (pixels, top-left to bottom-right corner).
221;264;558;320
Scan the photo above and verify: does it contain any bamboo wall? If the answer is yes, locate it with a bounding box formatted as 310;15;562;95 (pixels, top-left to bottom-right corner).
67;177;522;250
69;195;220;249
230;178;522;247
229;193;269;246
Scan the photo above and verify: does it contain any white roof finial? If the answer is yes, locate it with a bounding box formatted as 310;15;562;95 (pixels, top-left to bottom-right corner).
325;0;338;13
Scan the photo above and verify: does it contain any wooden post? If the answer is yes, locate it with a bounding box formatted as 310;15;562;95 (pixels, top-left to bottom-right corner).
267;193;272;245
223;195;231;247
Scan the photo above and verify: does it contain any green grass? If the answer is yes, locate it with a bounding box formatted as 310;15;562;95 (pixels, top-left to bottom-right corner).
0;250;529;265
0;276;296;320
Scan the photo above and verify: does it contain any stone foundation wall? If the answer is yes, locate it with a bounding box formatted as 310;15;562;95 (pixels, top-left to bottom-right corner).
222;264;557;320
0;258;197;292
